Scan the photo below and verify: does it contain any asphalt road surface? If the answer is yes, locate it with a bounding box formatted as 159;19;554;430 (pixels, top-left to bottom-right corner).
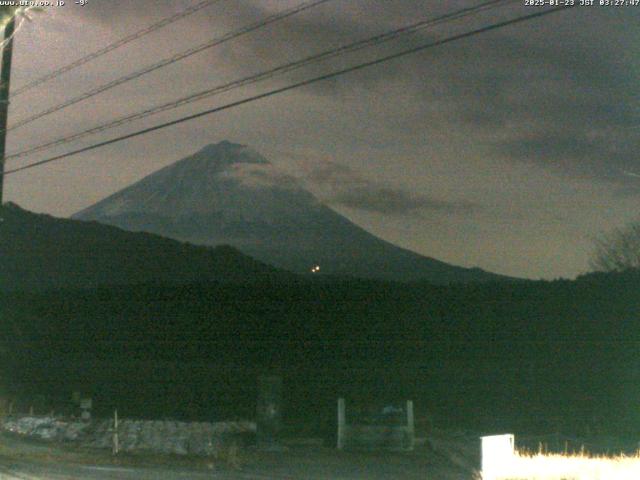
0;432;479;479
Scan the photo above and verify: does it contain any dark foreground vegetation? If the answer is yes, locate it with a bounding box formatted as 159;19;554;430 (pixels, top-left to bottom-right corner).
2;269;639;440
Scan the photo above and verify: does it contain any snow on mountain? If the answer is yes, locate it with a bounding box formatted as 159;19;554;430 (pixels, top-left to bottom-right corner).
73;141;508;283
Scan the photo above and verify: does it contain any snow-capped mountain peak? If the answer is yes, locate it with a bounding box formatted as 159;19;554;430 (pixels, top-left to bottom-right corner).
73;141;506;283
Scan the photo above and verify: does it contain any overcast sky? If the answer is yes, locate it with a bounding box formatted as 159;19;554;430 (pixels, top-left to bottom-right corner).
3;0;639;279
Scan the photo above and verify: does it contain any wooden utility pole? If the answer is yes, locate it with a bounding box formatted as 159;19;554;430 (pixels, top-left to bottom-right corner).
0;13;15;205
0;11;15;411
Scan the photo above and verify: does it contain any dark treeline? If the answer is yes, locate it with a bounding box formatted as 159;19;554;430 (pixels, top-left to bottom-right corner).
2;270;639;437
0;203;292;292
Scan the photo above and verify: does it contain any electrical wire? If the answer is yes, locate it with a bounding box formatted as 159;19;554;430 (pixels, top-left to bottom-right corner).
3;5;574;177
9;0;221;97
5;0;333;133
4;0;515;162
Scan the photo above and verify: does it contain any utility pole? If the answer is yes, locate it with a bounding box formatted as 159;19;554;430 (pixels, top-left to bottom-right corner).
0;12;15;205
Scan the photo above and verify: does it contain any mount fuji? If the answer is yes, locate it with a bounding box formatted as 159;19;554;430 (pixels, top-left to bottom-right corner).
73;141;507;284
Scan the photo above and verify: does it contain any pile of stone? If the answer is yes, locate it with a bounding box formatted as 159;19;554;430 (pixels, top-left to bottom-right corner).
2;415;89;441
1;416;255;456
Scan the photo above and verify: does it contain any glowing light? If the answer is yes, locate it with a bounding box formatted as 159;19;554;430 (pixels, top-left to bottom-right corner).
489;451;640;480
481;433;640;480
310;265;320;273
481;434;515;480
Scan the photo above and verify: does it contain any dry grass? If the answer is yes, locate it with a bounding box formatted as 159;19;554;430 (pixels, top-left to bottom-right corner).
489;450;640;480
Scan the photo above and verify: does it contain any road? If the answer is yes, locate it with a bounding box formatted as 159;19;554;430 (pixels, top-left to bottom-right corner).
0;431;478;479
0;460;297;479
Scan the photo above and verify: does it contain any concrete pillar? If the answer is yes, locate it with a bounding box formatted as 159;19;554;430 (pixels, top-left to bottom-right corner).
112;409;119;455
406;400;415;450
337;398;346;450
256;375;282;449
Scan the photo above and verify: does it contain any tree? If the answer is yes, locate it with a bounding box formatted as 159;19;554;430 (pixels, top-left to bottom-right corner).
590;222;640;272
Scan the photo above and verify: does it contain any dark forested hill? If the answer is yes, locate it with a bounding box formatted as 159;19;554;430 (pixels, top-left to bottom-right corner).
2;270;639;436
3;196;639;437
0;202;291;292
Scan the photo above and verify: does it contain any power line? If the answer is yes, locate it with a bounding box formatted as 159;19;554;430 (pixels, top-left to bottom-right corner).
5;0;332;133
5;0;515;162
10;0;221;97
3;6;573;177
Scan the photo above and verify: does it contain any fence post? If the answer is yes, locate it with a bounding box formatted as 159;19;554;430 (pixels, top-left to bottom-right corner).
406;400;415;450
337;398;346;450
112;409;119;456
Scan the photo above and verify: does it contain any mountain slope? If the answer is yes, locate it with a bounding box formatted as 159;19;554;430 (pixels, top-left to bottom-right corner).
74;141;509;284
0;202;289;292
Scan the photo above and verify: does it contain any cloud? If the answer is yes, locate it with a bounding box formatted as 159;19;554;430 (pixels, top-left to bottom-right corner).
498;127;639;179
211;4;640;184
227;161;302;191
306;161;476;216
68;1;640;187
333;185;475;215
